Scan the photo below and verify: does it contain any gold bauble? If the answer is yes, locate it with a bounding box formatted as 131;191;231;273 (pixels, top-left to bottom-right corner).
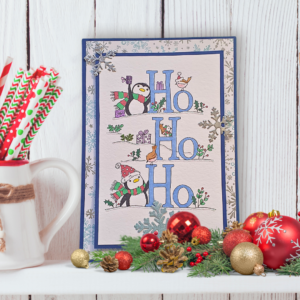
230;242;263;275
268;209;280;217
71;249;89;269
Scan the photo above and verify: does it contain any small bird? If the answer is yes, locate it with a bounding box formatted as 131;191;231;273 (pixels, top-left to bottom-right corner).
159;124;172;137
175;72;192;90
146;145;157;164
159;124;166;135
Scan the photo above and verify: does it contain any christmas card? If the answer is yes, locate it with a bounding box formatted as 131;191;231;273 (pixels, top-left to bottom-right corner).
81;38;238;250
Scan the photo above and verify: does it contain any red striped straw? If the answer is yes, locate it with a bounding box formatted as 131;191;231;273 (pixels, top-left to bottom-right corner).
0;57;13;97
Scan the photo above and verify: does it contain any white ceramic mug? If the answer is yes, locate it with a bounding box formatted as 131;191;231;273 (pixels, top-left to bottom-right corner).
0;158;80;270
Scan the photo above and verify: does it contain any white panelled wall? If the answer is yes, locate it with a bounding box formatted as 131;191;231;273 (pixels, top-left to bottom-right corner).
0;0;299;299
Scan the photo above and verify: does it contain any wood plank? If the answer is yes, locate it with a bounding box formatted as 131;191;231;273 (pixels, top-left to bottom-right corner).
29;0;94;259
164;0;231;37
231;294;295;300
96;0;161;38
0;297;28;300
32;296;95;300
0;0;27;105
164;295;229;300
98;295;161;300
231;0;297;221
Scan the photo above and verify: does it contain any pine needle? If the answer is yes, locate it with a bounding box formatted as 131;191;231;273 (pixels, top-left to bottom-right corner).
188;252;232;278
130;249;161;272
90;250;117;268
276;258;300;276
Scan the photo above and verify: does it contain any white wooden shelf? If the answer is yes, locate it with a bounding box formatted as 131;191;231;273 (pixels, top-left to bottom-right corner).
0;260;299;295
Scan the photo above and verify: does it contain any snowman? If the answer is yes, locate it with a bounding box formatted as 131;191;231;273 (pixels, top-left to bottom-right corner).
110;163;149;207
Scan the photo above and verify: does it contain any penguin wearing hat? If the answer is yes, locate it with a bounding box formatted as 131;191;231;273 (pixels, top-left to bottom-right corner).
110;163;149;207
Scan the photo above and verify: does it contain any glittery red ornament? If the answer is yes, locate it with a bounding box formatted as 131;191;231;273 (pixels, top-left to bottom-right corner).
115;251;133;270
223;229;252;256
140;233;160;253
253;215;300;269
243;212;268;236
192;226;211;244
167;212;200;243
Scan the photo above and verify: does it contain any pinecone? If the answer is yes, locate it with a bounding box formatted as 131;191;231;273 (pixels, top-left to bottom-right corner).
222;221;244;237
157;245;188;273
160;229;178;248
100;255;119;272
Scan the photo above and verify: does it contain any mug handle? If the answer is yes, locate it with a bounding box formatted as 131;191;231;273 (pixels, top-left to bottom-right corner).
30;158;80;253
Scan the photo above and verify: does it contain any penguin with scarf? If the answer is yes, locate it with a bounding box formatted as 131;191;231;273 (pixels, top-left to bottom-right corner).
111;163;149;207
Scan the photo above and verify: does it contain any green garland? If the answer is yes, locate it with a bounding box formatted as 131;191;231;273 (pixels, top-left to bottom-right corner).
90;229;300;277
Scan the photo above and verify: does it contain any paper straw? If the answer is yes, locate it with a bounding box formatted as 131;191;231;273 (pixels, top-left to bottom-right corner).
0;57;13;97
18;87;63;159
0;68;24;125
1;77;49;160
0;70;34;144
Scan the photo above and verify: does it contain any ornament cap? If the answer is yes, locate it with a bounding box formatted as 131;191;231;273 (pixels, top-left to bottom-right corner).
268;209;280;217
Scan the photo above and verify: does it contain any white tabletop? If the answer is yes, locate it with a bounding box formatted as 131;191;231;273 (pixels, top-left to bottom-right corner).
0;260;298;295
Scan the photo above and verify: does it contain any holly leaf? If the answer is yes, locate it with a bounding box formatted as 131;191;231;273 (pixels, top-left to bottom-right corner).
158;97;166;108
136;148;141;158
107;125;114;132
104;199;114;207
208;144;214;151
126;134;134;142
194;100;199;110
114;124;124;132
120;134;126;141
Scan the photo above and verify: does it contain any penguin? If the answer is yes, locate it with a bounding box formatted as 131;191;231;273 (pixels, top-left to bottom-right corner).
125;82;151;116
120;175;149;207
113;163;149;207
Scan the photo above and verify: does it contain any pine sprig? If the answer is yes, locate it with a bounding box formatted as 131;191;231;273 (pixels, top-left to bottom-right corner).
131;249;161;272
90;250;117;268
276;258;300;276
188;252;232;278
120;235;144;258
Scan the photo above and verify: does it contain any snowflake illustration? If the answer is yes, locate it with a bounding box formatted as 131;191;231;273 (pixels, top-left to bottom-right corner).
286;239;300;262
84;42;117;76
134;200;175;237
83;218;95;250
254;217;283;245
86;209;95;219
193;44;201;52
199;107;234;142
88;189;96;199
86;95;96;125
85;156;95;179
86;130;96;153
88;85;95;95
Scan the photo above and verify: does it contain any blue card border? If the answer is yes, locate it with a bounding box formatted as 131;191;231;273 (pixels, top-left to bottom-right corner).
80;37;238;250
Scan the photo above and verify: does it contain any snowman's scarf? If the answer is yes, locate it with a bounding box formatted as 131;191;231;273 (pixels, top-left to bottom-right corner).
110;180;146;200
112;91;147;110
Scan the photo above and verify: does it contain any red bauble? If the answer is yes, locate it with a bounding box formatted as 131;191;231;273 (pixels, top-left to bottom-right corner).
140;233;160;253
192;226;211;244
115;251;133;270
167;212;200;243
243;212;268;236
253;215;300;269
223;229;252;256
